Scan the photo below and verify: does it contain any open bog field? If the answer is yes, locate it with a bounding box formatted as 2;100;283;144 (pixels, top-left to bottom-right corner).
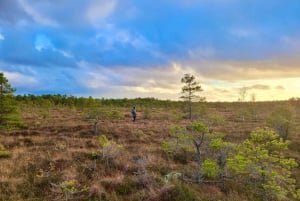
2;1;300;200
0;100;299;201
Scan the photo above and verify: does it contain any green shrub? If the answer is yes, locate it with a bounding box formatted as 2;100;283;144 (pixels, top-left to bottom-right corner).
60;179;78;194
143;107;152;119
108;110;124;120
59;179;89;201
161;141;175;156
98;135;109;147
205;113;225;127
0;150;10;158
98;135;123;168
267;106;295;140
228;127;298;200
90;151;98;159
161;125;190;158
297;189;300;199
201;159;220;178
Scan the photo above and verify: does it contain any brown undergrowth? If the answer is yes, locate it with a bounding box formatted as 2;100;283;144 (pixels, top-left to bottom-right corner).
0;101;299;201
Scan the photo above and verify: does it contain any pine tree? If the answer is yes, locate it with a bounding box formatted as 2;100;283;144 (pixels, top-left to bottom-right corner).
180;73;204;120
0;72;17;126
228;127;299;200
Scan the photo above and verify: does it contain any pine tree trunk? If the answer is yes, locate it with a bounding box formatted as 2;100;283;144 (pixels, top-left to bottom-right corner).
94;116;99;136
189;101;192;121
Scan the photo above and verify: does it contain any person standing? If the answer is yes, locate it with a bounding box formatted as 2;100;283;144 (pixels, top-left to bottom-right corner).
131;106;136;122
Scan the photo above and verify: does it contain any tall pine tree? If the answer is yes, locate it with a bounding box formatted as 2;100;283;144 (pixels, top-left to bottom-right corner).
180;73;204;120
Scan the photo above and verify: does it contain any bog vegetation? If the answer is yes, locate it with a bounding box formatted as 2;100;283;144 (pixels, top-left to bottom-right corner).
0;73;300;201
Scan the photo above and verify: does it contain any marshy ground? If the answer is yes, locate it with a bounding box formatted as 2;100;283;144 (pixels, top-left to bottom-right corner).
0;101;299;201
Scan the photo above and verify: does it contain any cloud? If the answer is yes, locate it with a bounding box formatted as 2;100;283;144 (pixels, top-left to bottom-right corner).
0;62;88;95
188;47;215;59
2;70;38;88
0;0;119;28
2;59;299;101
181;58;300;81
34;34;54;51
175;0;237;7
86;0;117;26
34;34;73;58
228;27;259;39
0;29;77;68
0;33;4;40
95;27;156;51
244;84;271;90
201;78;299;102
18;0;59;27
1;0;299;68
76;61;186;99
211;88;231;94
275;85;285;90
0;0;32;25
280;35;300;54
0;0;300;101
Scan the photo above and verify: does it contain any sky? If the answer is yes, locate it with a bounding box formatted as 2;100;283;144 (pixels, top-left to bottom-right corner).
0;0;300;102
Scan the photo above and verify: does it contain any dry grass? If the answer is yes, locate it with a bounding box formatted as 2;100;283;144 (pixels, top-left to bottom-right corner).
0;101;299;201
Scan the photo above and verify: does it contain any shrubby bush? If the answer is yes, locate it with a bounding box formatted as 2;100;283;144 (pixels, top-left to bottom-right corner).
267;105;295;140
0;150;10;158
228;127;299;200
98;135;123;168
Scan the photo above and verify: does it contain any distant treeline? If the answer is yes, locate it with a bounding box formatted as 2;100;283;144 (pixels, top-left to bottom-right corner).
15;94;181;108
14;94;300;109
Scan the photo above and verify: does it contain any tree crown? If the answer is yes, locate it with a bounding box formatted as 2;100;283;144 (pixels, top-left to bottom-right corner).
180;73;204;101
0;72;15;96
